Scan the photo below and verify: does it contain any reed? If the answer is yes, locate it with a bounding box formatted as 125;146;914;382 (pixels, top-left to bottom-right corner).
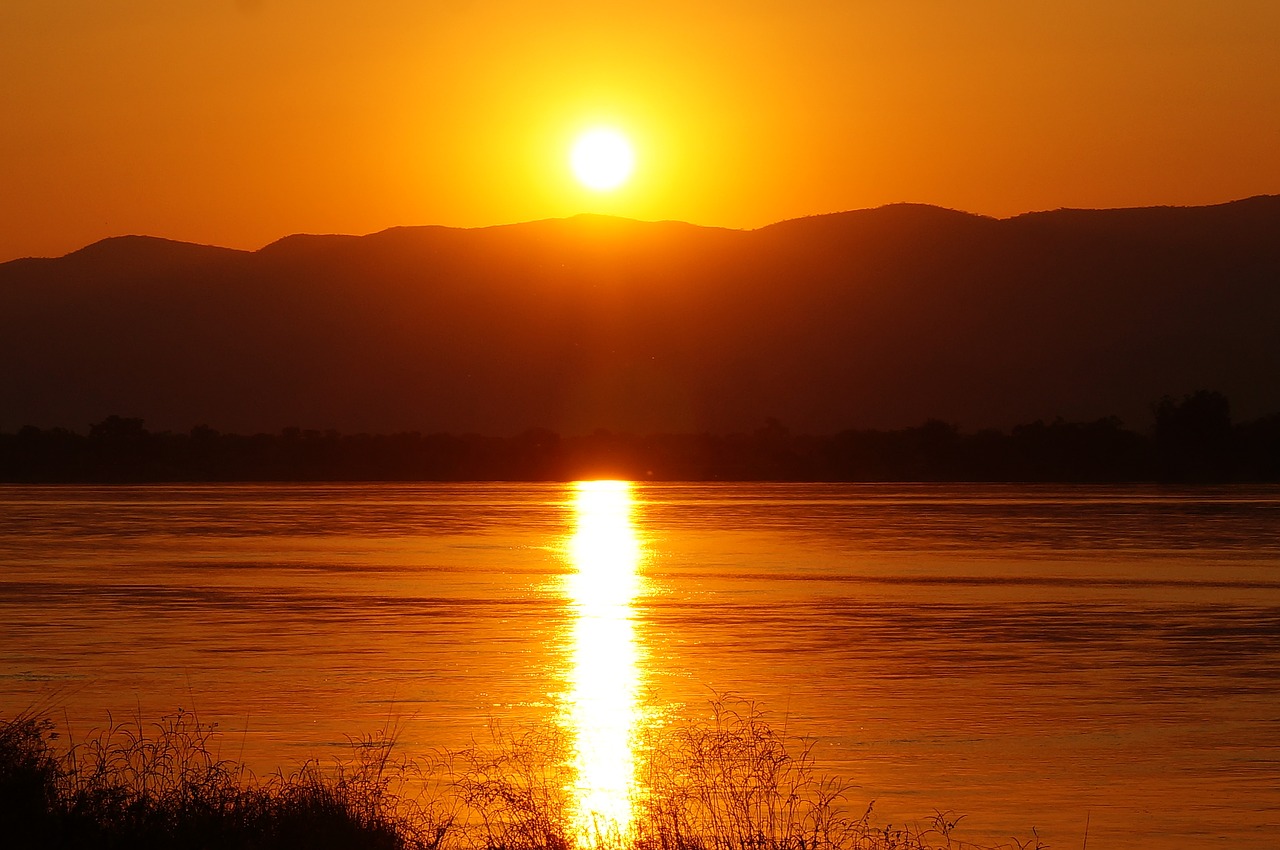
0;707;444;850
0;699;1041;850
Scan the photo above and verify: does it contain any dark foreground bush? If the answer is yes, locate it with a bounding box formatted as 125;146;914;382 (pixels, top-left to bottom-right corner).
0;700;1039;850
0;708;438;850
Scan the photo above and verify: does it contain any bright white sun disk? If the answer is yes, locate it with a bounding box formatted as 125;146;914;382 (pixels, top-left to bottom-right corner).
571;129;634;191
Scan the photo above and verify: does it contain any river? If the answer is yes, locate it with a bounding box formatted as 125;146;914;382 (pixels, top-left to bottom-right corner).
1;483;1277;848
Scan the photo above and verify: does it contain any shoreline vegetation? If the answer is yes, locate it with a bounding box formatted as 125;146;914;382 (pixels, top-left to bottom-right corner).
1;391;1277;484
1;699;1042;850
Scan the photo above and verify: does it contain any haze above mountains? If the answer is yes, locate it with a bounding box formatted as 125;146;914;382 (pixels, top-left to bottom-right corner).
2;197;1278;436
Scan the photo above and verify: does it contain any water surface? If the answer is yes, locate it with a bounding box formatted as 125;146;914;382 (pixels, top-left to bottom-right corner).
1;483;1278;849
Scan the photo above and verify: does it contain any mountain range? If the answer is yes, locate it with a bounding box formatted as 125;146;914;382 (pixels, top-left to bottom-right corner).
2;197;1278;435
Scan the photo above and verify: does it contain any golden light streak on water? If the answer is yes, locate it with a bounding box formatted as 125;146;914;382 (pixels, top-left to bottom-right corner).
565;480;643;847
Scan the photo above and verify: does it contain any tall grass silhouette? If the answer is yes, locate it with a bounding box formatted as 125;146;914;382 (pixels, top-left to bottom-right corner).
0;698;1041;850
0;707;447;849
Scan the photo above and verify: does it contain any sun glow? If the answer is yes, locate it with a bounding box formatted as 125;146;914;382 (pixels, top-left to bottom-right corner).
570;129;635;191
564;480;643;846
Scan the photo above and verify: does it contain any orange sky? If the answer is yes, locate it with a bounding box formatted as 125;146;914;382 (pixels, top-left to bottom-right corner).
2;1;1279;263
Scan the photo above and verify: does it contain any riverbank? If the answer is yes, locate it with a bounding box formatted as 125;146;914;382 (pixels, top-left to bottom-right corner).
1;703;1020;850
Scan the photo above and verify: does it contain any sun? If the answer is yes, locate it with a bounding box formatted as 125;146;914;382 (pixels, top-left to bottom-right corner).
570;128;634;191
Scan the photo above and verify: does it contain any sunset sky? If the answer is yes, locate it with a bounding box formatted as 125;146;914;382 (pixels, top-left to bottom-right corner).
3;1;1278;263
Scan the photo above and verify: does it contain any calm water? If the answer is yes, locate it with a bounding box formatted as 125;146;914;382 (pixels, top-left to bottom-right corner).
1;483;1278;849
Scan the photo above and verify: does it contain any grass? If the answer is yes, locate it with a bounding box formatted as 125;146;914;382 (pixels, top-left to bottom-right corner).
0;698;1042;850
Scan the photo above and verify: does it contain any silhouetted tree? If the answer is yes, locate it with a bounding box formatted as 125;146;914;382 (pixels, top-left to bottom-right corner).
1152;390;1233;481
1235;413;1280;482
88;415;147;444
86;416;158;480
911;419;961;479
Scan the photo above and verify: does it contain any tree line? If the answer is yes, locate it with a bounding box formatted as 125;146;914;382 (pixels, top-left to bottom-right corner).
2;391;1277;483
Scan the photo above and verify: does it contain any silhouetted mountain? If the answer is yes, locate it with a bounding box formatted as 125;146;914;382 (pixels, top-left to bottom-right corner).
2;198;1278;435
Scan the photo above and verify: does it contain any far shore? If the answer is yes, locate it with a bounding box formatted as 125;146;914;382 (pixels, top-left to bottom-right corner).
4;391;1278;484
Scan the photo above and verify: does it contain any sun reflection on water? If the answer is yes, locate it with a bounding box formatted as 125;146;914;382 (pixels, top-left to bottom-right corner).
566;480;643;847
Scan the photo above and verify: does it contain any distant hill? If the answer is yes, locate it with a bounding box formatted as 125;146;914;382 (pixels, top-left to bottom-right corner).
2;198;1278;435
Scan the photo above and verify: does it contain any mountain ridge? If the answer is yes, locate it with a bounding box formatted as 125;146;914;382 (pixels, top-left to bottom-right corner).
2;196;1277;436
11;195;1276;265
